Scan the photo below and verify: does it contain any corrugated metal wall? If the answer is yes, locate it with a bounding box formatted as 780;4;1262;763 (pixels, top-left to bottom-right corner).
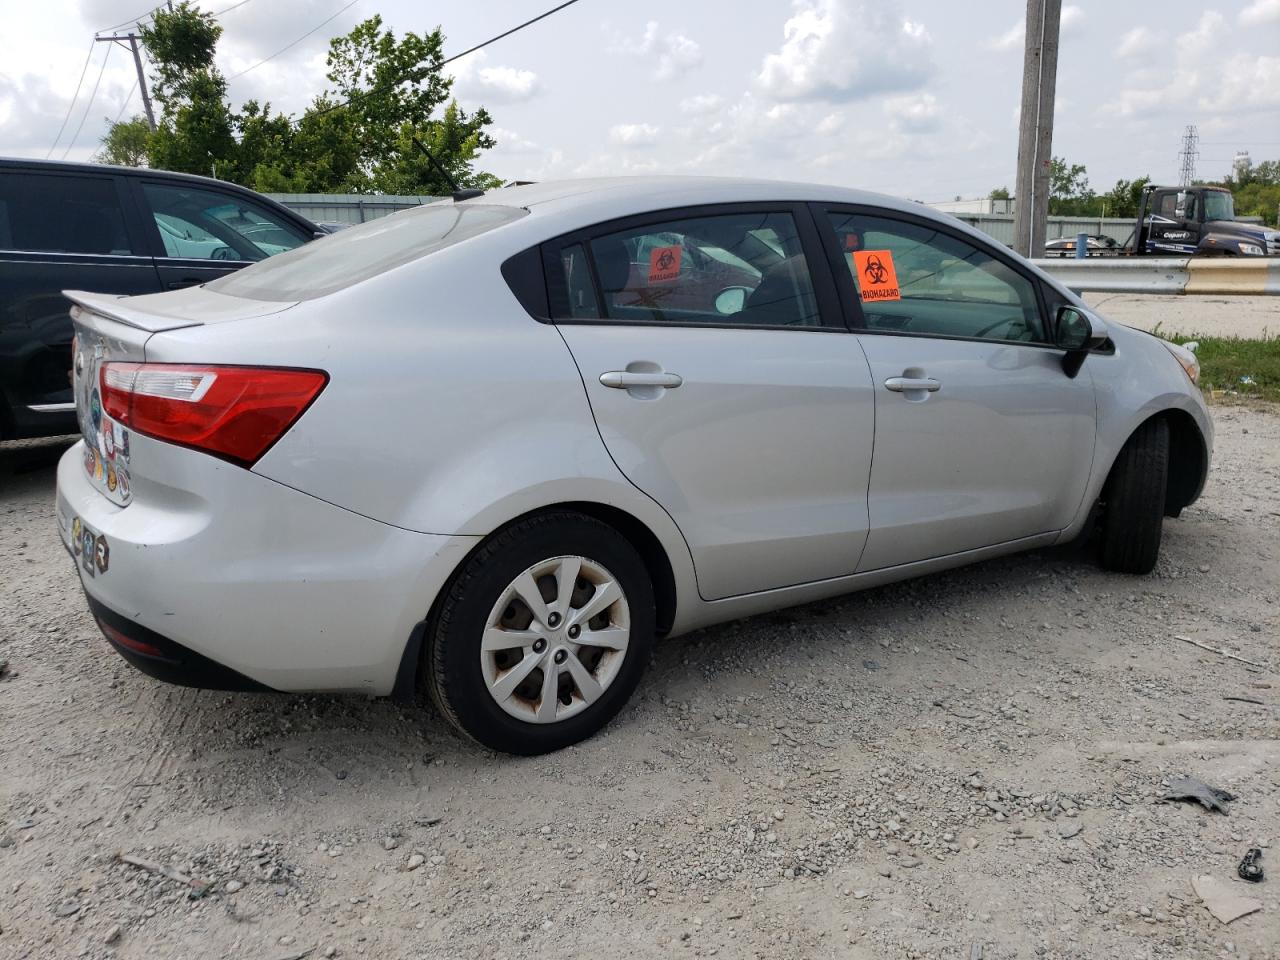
266;194;441;225
946;214;1137;246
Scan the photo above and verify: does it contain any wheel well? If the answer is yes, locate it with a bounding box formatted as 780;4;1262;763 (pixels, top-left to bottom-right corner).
1161;409;1207;517
554;501;678;637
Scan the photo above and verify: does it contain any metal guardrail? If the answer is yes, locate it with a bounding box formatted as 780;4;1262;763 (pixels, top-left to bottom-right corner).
1034;257;1280;295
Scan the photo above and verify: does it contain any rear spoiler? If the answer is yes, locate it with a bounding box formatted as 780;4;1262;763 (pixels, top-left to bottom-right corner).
64;290;202;333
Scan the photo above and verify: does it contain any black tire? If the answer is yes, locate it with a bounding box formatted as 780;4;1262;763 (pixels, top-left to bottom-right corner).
1098;417;1169;574
425;512;655;755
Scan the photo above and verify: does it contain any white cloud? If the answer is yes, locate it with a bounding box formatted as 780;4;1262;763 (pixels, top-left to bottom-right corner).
1240;0;1280;25
989;4;1084;51
607;21;703;80
815;112;844;135
656;33;703;80
1108;13;1275;117
679;93;723;115
1198;53;1280;111
1114;27;1158;57
885;92;940;133
609;122;661;146
450;51;540;103
756;0;934;102
489;127;540;154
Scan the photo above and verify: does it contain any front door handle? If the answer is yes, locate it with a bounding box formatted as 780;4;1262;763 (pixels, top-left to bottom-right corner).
600;371;683;390
885;376;941;393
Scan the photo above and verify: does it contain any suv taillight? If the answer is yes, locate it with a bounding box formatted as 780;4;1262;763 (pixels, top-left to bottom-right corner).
100;363;327;467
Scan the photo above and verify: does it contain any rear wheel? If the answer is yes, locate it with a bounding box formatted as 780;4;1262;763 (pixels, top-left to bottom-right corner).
1098;418;1169;574
426;512;654;755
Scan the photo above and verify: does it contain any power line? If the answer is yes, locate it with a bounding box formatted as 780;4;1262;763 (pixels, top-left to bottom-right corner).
309;0;583;122
46;42;96;158
98;0;255;37
227;0;360;80
111;79;140;125
61;43;113;160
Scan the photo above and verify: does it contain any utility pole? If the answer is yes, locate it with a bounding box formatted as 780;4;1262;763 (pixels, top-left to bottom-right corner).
96;32;156;131
1178;124;1199;186
1013;0;1061;258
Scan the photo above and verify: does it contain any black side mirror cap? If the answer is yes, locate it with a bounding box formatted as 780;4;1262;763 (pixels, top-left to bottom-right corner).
1055;305;1109;378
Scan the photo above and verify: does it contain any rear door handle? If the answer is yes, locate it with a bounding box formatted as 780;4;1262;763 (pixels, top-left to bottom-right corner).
167;279;202;290
600;371;683;389
885;377;941;393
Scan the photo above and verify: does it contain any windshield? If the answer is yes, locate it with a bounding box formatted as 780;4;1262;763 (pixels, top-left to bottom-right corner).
1201;191;1235;222
207;203;527;301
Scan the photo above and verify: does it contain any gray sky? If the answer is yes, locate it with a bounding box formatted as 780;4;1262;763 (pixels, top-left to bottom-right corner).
2;0;1278;200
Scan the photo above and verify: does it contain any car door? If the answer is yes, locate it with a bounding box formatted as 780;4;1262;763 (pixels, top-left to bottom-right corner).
1146;189;1199;254
133;179;313;290
816;206;1097;572
0;168;159;436
547;204;876;601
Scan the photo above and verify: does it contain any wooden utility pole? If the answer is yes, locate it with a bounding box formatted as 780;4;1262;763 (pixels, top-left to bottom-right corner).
96;33;156;131
1013;0;1061;258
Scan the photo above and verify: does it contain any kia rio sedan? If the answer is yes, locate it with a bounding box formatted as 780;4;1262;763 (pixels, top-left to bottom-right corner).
55;177;1212;755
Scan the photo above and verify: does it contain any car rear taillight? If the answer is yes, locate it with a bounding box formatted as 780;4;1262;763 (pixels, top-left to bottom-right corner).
99;363;327;467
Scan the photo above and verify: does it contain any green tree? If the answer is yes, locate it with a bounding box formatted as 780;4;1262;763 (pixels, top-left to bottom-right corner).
1047;157;1097;215
989;186;1010;200
95;116;152;166
1100;176;1151;219
139;3;237;178
97;7;499;195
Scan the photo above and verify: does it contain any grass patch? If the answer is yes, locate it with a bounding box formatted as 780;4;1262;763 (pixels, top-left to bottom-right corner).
1153;329;1280;404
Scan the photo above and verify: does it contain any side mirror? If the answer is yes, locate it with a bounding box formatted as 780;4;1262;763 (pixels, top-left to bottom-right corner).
1055;306;1107;378
1054;306;1092;351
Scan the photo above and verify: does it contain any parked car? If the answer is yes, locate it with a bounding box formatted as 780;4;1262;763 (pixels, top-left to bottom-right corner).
56;177;1212;755
1044;234;1119;257
0;158;320;440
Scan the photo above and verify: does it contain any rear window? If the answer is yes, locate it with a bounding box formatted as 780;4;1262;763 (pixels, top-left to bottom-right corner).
207;203;527;301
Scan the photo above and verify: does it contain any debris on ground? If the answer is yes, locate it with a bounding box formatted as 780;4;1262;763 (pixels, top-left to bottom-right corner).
1191;875;1263;924
117;852;210;898
1172;634;1266;668
1160;775;1237;814
1238;848;1264;883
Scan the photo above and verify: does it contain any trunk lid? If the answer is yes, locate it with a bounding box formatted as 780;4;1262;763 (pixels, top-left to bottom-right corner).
68;294;154;507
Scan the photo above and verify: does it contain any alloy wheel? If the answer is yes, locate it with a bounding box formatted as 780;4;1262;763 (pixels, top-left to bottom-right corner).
480;555;631;724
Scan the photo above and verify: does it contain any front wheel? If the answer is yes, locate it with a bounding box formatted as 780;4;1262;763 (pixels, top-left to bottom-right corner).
425;513;655;755
1098;418;1169;574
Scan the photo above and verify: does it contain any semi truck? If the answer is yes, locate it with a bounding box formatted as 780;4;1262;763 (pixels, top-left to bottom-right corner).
1132;183;1278;257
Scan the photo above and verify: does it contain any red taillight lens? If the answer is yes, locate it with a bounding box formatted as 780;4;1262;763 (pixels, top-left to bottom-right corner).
99;363;327;467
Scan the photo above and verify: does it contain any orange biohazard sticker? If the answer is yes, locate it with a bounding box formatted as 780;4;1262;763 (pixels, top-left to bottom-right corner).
647;245;682;283
851;249;901;302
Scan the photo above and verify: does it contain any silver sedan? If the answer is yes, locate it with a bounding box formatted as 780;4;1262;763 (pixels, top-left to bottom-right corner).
57;177;1211;754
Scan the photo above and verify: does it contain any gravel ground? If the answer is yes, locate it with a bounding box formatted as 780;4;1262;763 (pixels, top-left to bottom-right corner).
1;408;1277;960
1083;293;1277;340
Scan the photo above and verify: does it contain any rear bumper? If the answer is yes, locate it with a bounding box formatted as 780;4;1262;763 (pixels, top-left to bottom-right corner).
56;440;479;695
85;593;272;692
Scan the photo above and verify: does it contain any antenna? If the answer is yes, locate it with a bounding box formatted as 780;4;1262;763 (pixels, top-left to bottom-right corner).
1177;124;1199;186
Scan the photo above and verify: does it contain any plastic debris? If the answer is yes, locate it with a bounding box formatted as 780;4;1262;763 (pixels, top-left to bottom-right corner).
1161;775;1236;814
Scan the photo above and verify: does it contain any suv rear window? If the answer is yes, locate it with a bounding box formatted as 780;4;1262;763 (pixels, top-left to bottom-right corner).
207;203;527;301
0;172;132;255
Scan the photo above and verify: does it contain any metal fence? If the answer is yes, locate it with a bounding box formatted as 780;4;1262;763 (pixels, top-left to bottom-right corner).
1034;257;1280;295
267;193;441;225
943;212;1265;247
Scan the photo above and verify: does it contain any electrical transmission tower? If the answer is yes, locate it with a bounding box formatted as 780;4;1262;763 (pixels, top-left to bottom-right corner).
1177;124;1199;186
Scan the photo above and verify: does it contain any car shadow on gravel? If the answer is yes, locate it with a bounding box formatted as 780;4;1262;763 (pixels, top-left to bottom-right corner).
0;436;75;485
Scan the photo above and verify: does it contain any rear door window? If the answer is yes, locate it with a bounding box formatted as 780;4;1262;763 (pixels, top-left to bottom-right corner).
207;202;527;301
0;172;133;255
550;210;821;327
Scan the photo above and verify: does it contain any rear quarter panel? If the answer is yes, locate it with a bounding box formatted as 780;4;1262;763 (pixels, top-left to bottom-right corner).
142;231;701;624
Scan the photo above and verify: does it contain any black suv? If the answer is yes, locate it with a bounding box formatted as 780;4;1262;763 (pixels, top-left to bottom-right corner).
0;158;321;440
